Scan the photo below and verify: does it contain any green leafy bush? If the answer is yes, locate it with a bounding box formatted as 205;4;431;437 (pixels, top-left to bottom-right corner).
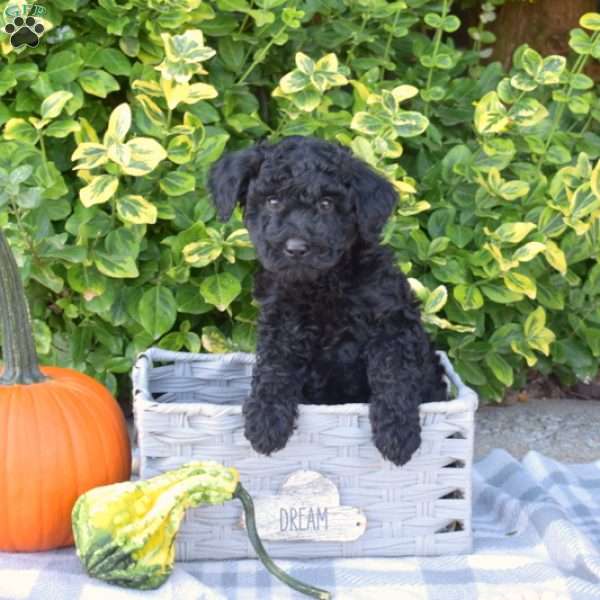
0;0;599;401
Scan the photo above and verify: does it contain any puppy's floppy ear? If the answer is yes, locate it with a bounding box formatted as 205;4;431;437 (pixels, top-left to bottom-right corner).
208;146;264;222
350;160;398;243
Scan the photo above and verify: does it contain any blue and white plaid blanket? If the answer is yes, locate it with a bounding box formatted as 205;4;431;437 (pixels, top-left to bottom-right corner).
2;449;599;600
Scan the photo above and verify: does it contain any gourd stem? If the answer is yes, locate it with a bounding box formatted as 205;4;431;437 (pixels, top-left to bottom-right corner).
0;229;47;385
234;483;331;600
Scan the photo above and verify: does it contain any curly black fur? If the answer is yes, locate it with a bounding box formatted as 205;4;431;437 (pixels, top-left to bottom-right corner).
208;136;447;466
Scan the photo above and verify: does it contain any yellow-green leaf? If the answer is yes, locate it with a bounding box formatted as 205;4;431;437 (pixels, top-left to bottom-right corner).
393;111;429;137
543;240;567;275
481;284;524;304
424;314;476;333
291;88;321;112
592;159;600;198
408;277;428;302
71;143;108;170
41;91;73;120
522;48;543;78
503;271;536;299
132;79;162;97
539;55;566;85
202;326;234;353
499;180;530;201
509;98;549;128
79;69;120;98
311;71;347;92
424;285;448;314
167;135;194;165
351;112;384;135
80;175;119;207
160;171;196;196
315;53;339;72
136;94;167;133
474;91;509;134
483;242;519;272
200;271;242;311
121;137;167;176
226;229;253;248
183;240;223;267
182;82;219;105
104;103;131;145
280;69;310;94
158;79;182;110
571;183;600;220
524;306;546;338
511;340;538;367
453;284;484;311
45;119;81;138
295;52;315;75
580;12;600;31
94;251;139;279
116;194;157;224
392;85;419;104
512;242;546;263
524;307;555;355
3;118;39;144
492;222;537;244
75;117;100;144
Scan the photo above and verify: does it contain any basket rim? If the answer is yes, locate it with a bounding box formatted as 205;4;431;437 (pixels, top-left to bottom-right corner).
132;348;478;414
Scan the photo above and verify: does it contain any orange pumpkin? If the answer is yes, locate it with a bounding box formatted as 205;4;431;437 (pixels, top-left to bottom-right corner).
0;230;131;551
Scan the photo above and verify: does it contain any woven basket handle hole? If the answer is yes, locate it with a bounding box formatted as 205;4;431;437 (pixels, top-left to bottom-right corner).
440;489;464;500
435;520;464;534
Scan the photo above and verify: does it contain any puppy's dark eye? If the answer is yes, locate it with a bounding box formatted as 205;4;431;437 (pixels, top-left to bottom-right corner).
318;198;334;212
266;197;282;210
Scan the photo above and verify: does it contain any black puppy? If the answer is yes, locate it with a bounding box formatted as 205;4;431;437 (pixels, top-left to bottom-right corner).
208;136;447;466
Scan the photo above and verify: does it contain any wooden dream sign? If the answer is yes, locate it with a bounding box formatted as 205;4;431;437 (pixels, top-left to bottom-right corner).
241;470;367;542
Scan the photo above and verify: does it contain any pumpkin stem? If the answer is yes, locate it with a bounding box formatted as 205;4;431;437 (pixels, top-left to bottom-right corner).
0;229;48;385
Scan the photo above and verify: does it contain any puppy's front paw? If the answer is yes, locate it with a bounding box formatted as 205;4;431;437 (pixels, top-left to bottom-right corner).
372;416;422;466
243;395;296;456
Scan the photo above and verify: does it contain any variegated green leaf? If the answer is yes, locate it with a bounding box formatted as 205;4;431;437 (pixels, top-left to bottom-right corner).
453;284;484;311
72;143;108;170
392;111;429;137
295;52;315;75
315;53;338;72
200;271;242;311
280;69;310;94
120;138;167;176
104;103;132;146
183;240;223;267
80;175;119;207
503;271;536;299
512;242;546;263
351;112;384;135
490;222;537;244
116;194;157;224
423;285;448;314
474;91;509;134
41;91;73;120
543;240;567;274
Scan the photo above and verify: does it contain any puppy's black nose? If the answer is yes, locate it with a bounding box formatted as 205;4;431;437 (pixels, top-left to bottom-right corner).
284;238;309;257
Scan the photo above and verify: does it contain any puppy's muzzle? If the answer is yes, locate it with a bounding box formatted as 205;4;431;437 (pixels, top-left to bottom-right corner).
284;238;309;258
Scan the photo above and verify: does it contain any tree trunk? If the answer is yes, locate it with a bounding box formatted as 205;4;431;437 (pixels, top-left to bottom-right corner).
490;0;597;69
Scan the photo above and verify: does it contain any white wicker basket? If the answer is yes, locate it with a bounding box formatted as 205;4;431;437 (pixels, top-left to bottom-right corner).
132;347;478;560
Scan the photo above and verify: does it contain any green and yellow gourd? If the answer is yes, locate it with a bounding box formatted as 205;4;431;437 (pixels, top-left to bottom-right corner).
72;461;330;599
